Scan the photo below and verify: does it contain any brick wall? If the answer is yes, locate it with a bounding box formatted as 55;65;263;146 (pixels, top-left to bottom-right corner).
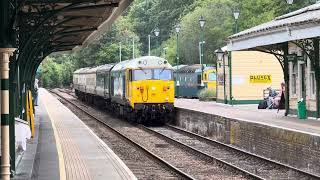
174;108;320;175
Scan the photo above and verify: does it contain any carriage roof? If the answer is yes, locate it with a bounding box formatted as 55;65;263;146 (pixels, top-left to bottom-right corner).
96;63;115;73
73;67;91;74
176;64;202;73
172;65;187;72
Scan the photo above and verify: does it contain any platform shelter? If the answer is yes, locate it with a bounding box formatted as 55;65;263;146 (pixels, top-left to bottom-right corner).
227;3;320;118
0;0;132;179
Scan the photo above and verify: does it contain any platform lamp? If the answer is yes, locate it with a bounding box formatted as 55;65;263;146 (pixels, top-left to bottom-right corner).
215;48;228;104
175;23;181;87
233;7;240;33
199;16;206;87
287;0;294;12
154;27;160;56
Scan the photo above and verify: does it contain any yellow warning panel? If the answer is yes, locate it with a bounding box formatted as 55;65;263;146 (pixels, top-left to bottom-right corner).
26;90;35;137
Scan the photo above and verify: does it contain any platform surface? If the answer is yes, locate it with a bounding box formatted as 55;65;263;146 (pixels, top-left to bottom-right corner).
16;88;136;180
175;98;320;136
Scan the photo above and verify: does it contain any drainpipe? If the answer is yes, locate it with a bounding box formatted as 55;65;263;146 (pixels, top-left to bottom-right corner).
0;48;16;180
228;52;233;105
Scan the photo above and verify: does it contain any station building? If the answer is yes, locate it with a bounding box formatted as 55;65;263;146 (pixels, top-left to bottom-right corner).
227;3;320;118
216;49;284;104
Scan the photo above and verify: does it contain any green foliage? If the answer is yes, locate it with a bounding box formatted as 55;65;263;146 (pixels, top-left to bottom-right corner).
198;88;216;99
39;0;316;88
39;56;75;88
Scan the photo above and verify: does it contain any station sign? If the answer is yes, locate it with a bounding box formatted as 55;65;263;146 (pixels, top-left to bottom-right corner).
249;75;272;83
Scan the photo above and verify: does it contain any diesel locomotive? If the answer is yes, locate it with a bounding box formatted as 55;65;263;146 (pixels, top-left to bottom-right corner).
73;56;175;123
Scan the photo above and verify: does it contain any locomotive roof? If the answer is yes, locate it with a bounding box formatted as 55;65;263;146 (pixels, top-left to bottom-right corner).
111;56;173;71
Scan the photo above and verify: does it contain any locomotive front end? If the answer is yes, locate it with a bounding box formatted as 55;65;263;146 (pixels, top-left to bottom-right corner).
128;57;175;123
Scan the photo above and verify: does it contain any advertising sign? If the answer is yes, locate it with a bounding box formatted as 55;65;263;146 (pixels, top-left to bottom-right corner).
249;75;272;83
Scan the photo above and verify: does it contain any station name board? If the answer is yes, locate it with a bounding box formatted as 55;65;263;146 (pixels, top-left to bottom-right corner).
249;75;272;83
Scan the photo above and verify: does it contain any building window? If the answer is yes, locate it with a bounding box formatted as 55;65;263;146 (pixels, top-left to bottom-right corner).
292;73;297;95
310;72;316;97
291;62;298;96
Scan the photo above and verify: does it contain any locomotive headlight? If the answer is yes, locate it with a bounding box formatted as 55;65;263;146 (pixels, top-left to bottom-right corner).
151;86;156;91
165;97;169;102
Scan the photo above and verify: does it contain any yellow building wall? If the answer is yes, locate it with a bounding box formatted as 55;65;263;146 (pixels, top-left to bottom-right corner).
217;51;284;104
231;51;283;101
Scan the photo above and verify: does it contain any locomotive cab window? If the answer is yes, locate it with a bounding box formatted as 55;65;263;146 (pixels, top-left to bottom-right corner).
208;73;216;81
132;69;173;81
133;69;152;81
154;69;173;80
128;70;133;81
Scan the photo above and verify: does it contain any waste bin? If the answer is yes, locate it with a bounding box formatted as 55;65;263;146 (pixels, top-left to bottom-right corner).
297;99;306;119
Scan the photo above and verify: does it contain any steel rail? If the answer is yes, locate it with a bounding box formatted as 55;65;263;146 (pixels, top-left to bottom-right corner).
49;90;195;180
166;124;320;179
141;125;263;180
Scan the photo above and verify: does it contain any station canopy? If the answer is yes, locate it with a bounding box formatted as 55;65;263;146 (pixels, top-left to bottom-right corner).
228;3;320;51
19;0;132;53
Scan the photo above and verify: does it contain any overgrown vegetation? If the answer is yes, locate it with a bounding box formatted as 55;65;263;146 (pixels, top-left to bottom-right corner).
198;88;216;100
38;0;316;87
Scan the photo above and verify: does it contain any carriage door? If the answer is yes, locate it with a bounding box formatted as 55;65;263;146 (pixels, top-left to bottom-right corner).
122;73;126;98
126;69;132;98
111;75;114;96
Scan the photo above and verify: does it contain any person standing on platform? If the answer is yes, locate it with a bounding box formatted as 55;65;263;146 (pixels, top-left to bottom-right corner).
34;79;39;106
274;82;285;110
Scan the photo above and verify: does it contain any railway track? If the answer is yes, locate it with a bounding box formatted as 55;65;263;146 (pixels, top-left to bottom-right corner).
51;89;254;179
144;125;320;180
50;89;191;180
52;89;320;180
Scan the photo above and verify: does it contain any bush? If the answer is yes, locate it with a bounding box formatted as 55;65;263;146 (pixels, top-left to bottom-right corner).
198;89;216;100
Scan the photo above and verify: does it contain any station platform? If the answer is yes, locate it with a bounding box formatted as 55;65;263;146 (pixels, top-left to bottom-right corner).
174;98;320;175
175;98;320;135
14;89;136;180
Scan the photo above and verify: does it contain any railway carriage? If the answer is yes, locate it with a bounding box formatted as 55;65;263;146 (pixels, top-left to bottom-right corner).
73;56;175;124
73;67;90;94
174;64;216;98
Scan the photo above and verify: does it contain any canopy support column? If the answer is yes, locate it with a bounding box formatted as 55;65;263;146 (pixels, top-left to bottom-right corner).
283;43;289;116
0;48;15;180
313;38;320;118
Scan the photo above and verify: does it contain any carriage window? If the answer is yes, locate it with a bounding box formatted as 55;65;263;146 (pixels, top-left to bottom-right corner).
208;73;216;81
197;74;201;84
133;70;152;81
154;69;173;80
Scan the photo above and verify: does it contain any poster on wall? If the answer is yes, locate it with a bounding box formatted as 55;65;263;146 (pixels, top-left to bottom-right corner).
249;75;272;83
217;73;225;85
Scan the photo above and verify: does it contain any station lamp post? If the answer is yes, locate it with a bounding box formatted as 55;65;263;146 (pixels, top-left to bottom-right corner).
199;16;206;87
233;8;240;33
154;27;160;56
287;0;294;12
119;41;122;62
175;23;181;89
215;48;227;104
